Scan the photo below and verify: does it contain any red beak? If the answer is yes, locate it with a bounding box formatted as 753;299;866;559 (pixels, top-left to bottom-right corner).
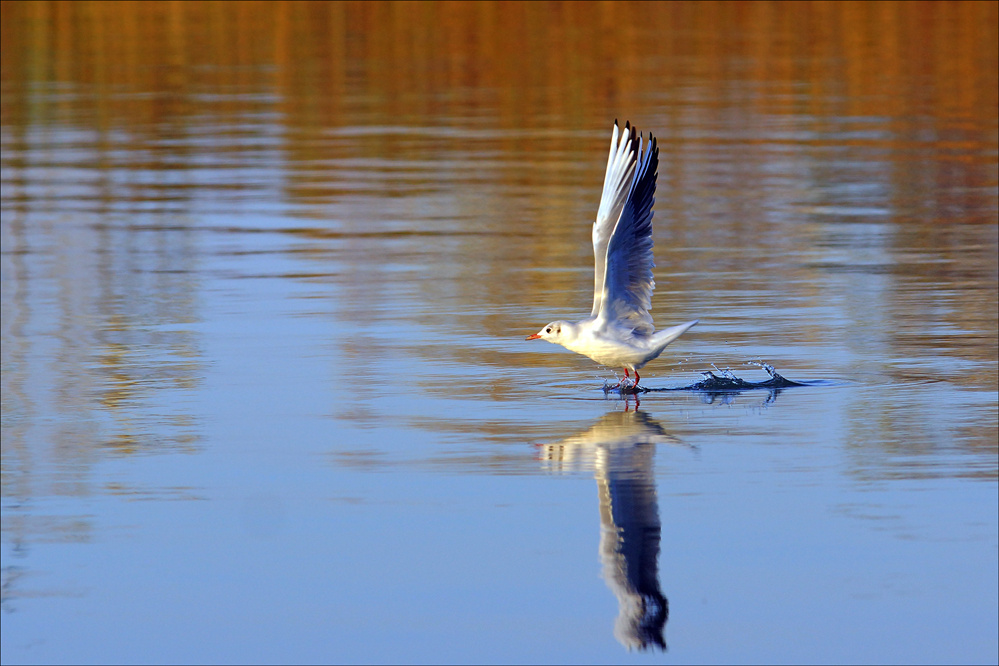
526;333;542;340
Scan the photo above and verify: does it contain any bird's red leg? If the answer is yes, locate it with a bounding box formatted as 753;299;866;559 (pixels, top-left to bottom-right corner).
620;368;638;393
634;370;641;387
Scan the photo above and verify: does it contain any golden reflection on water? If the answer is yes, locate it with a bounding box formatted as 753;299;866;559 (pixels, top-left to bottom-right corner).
2;1;996;127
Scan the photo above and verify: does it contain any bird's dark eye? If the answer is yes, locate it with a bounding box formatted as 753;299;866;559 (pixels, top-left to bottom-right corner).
545;327;551;333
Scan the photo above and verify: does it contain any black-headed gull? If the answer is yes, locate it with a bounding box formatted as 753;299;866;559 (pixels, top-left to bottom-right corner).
527;121;698;389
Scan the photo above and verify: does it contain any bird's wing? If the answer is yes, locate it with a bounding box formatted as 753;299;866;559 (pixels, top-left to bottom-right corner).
590;121;659;335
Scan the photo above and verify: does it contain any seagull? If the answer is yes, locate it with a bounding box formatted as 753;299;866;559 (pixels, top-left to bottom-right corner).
526;121;698;390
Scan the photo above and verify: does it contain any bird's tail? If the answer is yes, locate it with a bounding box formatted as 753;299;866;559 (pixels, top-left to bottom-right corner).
650;319;698;352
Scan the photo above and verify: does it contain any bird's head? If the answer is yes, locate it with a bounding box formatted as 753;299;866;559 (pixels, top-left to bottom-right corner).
526;321;572;343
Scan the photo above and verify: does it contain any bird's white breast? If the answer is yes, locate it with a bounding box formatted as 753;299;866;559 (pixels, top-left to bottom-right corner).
561;323;658;369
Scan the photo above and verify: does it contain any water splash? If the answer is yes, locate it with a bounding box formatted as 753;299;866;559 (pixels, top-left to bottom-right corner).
603;362;812;398
683;362;809;392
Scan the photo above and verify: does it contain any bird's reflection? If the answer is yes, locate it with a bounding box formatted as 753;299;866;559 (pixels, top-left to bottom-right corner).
539;410;681;651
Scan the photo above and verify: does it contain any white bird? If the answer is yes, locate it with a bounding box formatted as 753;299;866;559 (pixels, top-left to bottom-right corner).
526;121;698;390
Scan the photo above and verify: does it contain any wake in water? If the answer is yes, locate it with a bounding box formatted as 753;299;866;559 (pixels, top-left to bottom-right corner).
669;362;810;391
604;362;814;404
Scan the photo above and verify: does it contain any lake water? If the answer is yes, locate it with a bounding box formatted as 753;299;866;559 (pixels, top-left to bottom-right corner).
1;2;997;664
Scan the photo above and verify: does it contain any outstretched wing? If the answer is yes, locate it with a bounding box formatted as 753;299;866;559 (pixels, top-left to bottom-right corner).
590;121;659;335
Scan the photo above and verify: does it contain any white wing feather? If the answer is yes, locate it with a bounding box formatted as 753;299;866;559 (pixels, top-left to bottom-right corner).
590;121;659;335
